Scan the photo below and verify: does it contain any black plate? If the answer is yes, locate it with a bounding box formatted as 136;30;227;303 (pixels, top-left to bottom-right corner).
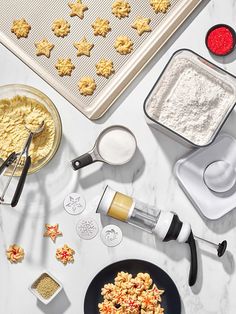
84;259;181;314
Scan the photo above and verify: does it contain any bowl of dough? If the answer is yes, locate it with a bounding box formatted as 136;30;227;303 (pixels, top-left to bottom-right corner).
0;84;62;175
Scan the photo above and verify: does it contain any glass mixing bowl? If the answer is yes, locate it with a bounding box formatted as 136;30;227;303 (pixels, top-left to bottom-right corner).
0;84;62;176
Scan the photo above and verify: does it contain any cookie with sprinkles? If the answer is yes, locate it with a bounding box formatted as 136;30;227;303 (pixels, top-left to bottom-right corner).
6;244;25;263
43;223;62;242
56;244;75;265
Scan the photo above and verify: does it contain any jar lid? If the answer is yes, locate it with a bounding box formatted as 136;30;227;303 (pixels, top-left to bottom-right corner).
96;185;116;216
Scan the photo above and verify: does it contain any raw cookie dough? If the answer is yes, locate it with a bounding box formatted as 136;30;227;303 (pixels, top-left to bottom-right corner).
73;37;94;56
52;19;70;37
78;76;96;96
0;95;55;164
56;244;75;265
6;244;25;263
96;59;114;78
11;18;31;38
132;16;151;35
92;18;111;37
114;36;133;54
35;38;54;58
150;0;171;13
55;58;75;76
68;0;88;19
112;0;131;19
44;224;62;242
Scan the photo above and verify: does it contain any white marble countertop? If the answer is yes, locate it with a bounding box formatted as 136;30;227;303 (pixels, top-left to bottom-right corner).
1;0;236;313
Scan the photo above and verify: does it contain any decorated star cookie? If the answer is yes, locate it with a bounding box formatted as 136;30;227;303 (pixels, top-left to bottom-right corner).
92;18;111;37
73;37;94;57
56;244;75;265
6;244;25;263
150;0;171;13
43;224;62;242
96;59;114;78
132;17;151;35
112;0;131;19
114;36;133;54
11;18;31;38
78;76;96;96
35;38;54;58
68;0;88;19
55;58;75;76
52;19;70;37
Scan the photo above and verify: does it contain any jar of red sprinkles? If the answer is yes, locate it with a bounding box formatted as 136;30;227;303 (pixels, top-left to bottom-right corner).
205;24;236;56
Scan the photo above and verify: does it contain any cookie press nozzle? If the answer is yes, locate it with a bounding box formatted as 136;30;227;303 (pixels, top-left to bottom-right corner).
96;186;227;286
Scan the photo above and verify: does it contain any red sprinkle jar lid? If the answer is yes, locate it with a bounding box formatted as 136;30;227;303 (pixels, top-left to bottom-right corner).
205;24;236;56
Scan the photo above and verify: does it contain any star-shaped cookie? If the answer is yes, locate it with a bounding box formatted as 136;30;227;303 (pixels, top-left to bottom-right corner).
132;17;151;35
35;38;54;58
68;0;88;19
44;224;62;242
73;37;94;57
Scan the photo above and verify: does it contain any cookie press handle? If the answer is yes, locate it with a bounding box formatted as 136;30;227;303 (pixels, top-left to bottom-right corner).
71;153;94;170
154;212;198;286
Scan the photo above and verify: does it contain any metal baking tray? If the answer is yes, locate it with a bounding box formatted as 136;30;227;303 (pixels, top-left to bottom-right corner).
0;0;204;120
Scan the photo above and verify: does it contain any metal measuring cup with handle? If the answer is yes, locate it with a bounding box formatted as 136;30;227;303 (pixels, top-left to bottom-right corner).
71;125;137;171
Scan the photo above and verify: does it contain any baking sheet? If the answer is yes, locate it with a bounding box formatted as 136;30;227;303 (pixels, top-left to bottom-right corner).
0;0;204;120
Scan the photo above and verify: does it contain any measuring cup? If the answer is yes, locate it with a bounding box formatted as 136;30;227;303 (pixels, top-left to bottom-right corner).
71;125;137;171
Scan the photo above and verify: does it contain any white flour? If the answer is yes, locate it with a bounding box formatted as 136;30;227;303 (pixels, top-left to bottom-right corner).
146;56;235;145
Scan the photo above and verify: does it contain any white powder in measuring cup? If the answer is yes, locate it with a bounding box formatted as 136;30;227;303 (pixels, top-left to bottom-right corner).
146;56;235;145
98;127;136;164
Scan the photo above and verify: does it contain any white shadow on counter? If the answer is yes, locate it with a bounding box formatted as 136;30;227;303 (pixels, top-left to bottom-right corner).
36;289;71;314
78;147;145;189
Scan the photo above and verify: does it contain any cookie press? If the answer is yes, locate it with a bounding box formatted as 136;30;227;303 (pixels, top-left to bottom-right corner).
96;186;227;286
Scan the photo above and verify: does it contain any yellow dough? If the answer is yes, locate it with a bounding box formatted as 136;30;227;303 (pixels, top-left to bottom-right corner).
0;95;55;164
114;36;133;54
68;0;88;19
11;18;31;38
132;17;152;35
96;59;114;78
55;58;75;76
150;0;171;13
6;244;25;263
78;76;96;96
92;18;111;37
73;37;94;56
112;0;131;19
35;38;54;58
52;19;70;37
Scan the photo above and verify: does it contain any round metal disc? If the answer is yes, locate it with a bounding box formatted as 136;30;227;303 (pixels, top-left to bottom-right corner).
203;160;236;193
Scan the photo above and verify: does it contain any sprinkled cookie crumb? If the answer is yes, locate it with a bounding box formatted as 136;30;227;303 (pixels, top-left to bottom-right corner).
11;18;31;38
52;19;70;37
78;76;96;96
112;0;131;19
96;59;114;78
55;58;75;76
114;36;133;54
92;18;111;37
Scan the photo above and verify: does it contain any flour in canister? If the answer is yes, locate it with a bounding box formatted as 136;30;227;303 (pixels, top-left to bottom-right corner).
98;128;136;164
147;57;235;145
